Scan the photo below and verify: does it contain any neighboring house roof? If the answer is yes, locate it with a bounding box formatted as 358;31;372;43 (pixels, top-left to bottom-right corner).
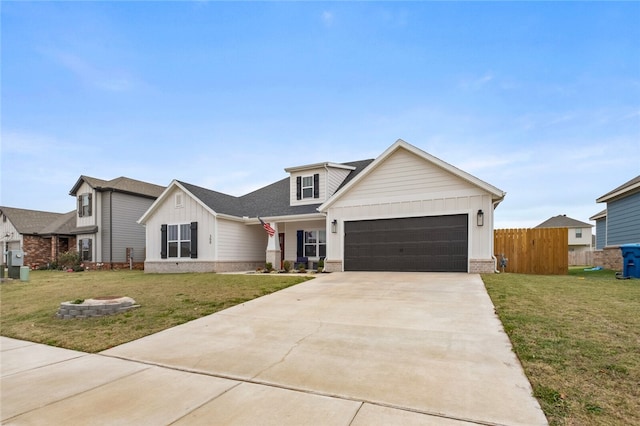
69;175;165;199
589;209;607;221
0;206;76;236
596;175;640;203
319;139;506;212
40;211;77;235
535;214;593;228
140;159;374;224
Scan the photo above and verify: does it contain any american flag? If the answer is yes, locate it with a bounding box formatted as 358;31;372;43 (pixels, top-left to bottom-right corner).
258;217;276;237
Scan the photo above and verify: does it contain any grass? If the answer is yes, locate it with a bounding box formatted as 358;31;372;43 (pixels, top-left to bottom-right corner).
482;268;640;426
0;270;312;353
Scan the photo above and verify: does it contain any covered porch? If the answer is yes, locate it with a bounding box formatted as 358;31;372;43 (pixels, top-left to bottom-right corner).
260;215;327;271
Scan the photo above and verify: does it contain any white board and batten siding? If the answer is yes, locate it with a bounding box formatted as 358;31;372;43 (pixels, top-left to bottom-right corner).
144;186;266;263
75;181;98;229
0;215;22;252
326;148;496;262
144;186;215;261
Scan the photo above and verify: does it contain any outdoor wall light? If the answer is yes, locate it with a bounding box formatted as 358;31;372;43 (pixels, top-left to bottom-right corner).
331;219;338;233
477;209;484;227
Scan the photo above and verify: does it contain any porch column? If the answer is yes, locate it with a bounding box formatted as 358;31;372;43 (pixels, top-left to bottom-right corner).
265;221;280;270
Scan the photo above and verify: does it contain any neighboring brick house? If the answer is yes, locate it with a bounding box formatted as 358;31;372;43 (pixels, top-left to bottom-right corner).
0;206;76;269
68;176;165;269
590;175;640;270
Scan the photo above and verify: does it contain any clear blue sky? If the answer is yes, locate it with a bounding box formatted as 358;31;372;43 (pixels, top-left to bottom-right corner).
2;1;639;228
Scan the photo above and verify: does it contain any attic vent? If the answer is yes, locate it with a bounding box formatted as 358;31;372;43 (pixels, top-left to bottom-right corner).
175;193;184;208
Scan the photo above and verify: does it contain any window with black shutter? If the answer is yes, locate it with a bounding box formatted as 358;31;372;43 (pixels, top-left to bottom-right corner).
161;224;168;259
190;222;198;258
78;194;92;217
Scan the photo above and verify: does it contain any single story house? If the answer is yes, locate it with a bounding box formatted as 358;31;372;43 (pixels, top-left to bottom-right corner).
69;175;166;269
140;139;506;274
0;206;76;269
590;175;640;270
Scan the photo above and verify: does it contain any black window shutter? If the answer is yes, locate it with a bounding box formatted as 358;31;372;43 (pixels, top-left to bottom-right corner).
88;194;93;216
78;240;82;254
78;196;83;217
160;224;168;259
88;239;92;261
296;230;304;258
313;174;320;198
190;222;198;259
296;176;302;200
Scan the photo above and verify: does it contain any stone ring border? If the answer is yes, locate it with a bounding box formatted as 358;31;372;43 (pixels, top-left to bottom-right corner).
56;296;139;319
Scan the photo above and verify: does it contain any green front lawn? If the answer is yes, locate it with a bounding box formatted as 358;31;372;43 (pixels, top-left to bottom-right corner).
0;270;312;353
483;268;640;426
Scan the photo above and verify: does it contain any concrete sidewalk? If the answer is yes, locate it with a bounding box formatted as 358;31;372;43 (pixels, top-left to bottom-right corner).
1;272;547;425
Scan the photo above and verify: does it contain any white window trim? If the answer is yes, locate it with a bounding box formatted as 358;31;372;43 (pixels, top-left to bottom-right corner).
302;176;314;199
167;223;191;258
304;229;326;258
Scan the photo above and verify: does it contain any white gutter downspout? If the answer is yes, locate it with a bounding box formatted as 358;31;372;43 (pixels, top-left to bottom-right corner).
492;199;501;273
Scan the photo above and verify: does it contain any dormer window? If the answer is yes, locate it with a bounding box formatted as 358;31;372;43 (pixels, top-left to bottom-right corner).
296;174;319;200
302;176;314;198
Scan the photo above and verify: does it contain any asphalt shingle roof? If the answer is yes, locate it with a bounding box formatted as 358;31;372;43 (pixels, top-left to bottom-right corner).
535;214;593;229
70;175;165;198
178;159;374;218
0;207;76;235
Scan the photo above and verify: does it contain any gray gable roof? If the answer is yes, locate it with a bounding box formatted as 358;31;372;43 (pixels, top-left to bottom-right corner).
178;159;374;219
70;175;165;198
0;206;76;235
535;215;593;229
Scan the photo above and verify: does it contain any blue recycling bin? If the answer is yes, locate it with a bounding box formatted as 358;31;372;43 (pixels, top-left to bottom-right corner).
620;244;640;279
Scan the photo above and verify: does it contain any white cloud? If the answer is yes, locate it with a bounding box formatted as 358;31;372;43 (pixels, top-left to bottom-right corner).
321;11;334;27
458;72;494;91
47;49;134;92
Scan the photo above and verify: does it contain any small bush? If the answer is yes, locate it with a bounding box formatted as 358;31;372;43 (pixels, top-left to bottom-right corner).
58;251;81;270
283;260;292;272
265;262;273;272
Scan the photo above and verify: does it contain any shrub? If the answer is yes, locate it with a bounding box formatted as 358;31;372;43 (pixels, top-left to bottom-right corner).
58;251;81;270
283;260;291;272
265;262;273;273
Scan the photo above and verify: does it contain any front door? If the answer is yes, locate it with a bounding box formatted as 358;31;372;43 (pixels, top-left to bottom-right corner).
278;233;285;269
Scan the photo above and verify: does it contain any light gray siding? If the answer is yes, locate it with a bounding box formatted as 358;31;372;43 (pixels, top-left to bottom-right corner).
101;194;111;260
104;192;154;262
595;218;606;249
607;192;640;246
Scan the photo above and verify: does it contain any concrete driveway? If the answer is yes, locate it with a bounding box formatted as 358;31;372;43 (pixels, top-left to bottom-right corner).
1;272;547;425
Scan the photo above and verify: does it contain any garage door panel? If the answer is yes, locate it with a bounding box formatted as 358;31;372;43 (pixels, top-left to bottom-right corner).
344;215;468;272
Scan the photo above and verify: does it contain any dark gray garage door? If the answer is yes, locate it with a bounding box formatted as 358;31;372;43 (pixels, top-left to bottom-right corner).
344;214;468;272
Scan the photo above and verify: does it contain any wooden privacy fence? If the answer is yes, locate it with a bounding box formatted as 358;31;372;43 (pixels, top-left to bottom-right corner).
494;228;568;275
568;250;594;266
